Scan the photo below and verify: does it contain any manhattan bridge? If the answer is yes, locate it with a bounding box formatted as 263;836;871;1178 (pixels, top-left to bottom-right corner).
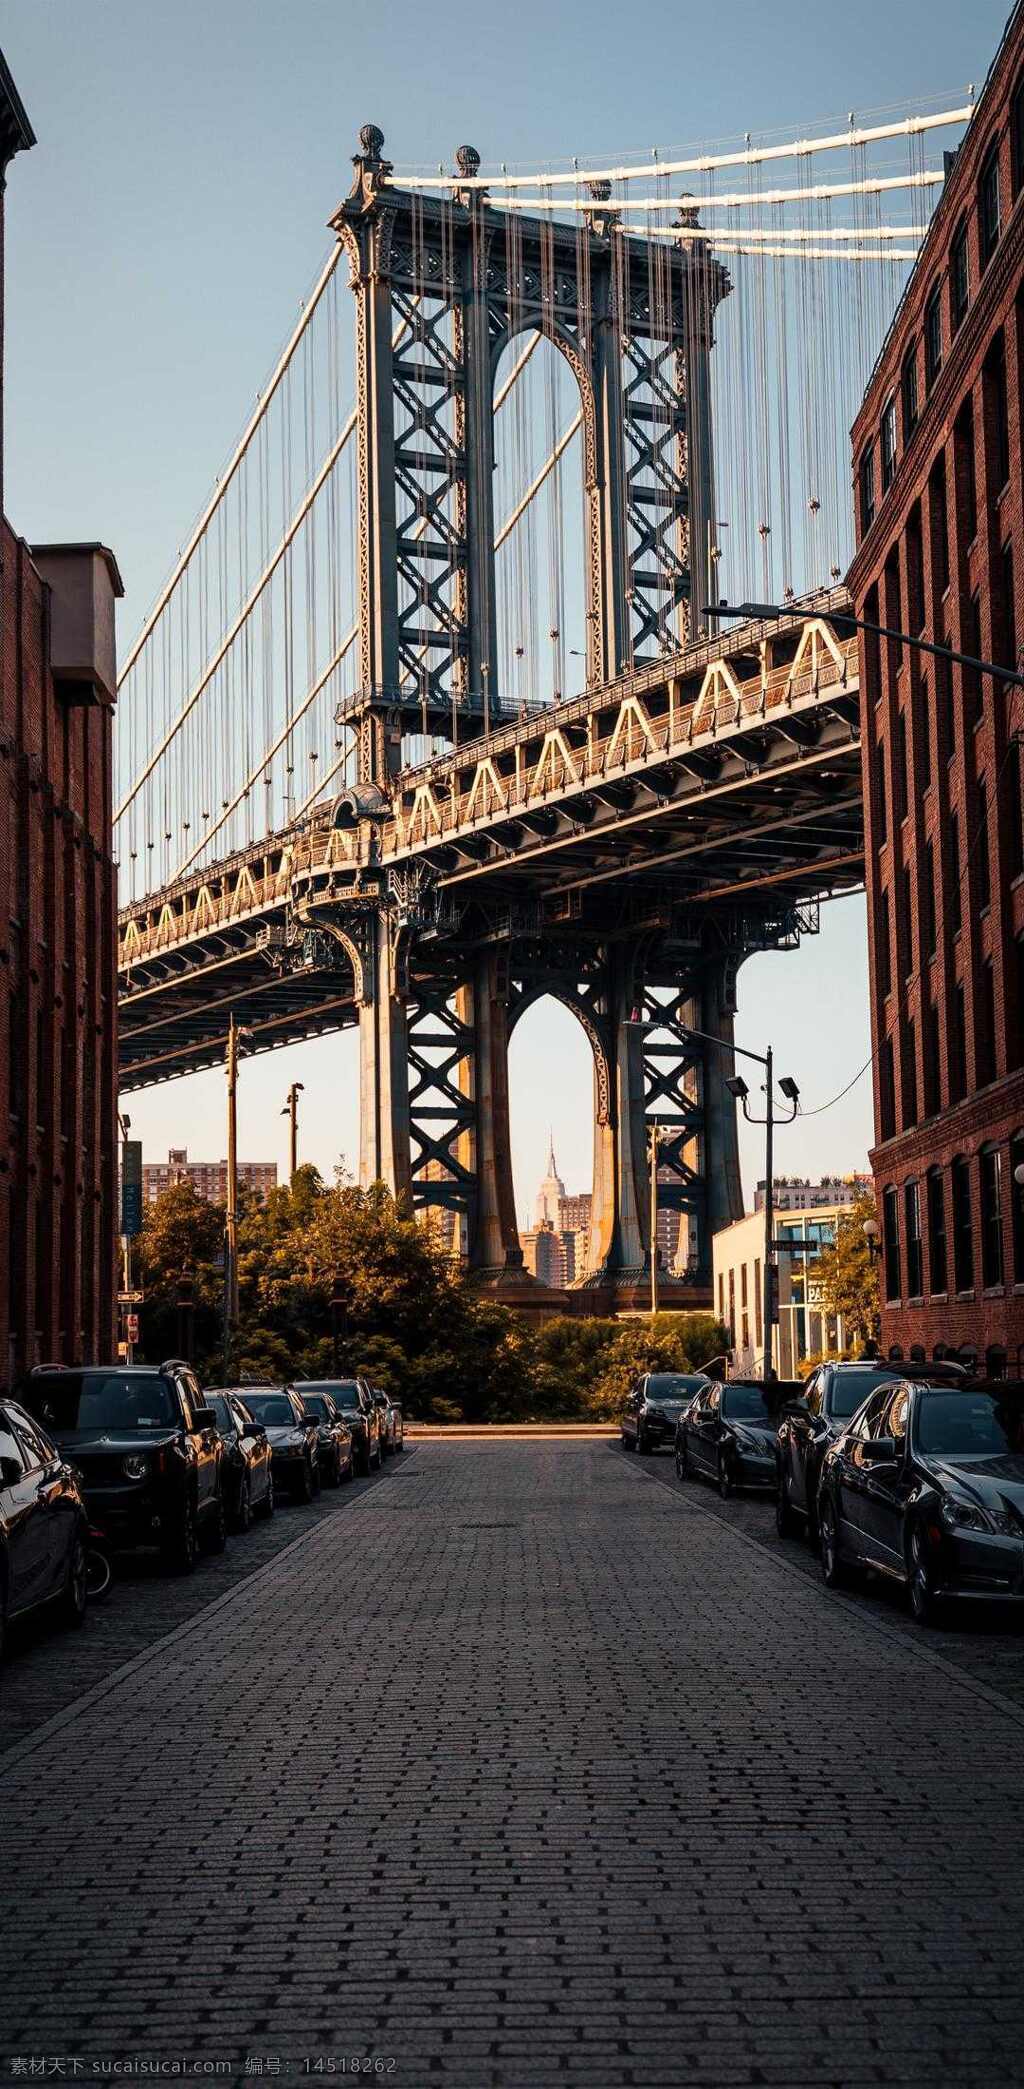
114;99;973;1300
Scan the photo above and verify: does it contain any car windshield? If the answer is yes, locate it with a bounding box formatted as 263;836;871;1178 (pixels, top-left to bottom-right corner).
721;1386;772;1423
647;1376;707;1404
916;1390;1024;1458
830;1368;900;1419
243;1394;298;1427
28;1373;179;1432
311;1382;361;1411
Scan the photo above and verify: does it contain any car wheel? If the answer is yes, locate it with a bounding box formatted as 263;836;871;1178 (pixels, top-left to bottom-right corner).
675;1438;690;1481
775;1471;799;1539
165;1493;198;1575
234;1476;252;1534
908;1525;942;1627
85;1543;112;1602
328;1449;343;1489
296;1458;314;1504
62;1531;88;1628
717;1453;733;1500
261;1471;275;1519
204;1486;227;1555
342;1454;354;1484
818;1497;846;1589
636;1429;649;1456
0;1574;7;1664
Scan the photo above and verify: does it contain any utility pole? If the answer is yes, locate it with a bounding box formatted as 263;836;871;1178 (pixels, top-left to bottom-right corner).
762;1043;775;1379
649;1124;662;1316
282;1081;304;1181
223;1015;250;1373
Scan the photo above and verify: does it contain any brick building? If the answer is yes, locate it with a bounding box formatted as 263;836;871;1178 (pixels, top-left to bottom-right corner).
848;4;1024;1372
141;1147;277;1206
1;55;123;1384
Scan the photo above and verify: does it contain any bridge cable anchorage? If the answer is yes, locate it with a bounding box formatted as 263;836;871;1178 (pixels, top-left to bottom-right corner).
118;243;343;690
392;104;975;189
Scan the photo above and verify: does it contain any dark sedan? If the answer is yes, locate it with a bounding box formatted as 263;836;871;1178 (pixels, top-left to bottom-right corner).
676;1380;782;1496
297;1389;354;1487
0;1399;88;1658
24;1363;225;1572
205;1390;275;1528
818;1378;1024;1625
300;1380;382;1475
241;1388;322;1503
621;1372;711;1455
776;1357;967;1544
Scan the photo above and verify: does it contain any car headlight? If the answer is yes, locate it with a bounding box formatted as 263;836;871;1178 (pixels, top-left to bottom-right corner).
941;1498;992;1534
122;1453;149;1480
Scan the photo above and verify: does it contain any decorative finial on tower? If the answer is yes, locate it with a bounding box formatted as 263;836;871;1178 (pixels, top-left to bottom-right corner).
583;177;618;236
359;122;386;158
587;178;611;203
455;143;481;178
341;123;393;214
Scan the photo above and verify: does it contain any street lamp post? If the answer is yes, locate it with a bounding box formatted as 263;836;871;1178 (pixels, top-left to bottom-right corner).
649;1124;663;1316
281;1081;305;1181
223;1015;252;1374
118;1111;133;1363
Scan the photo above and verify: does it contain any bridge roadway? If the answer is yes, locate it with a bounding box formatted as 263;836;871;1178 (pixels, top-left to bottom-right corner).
117;593;863;1089
2;1441;1022;2086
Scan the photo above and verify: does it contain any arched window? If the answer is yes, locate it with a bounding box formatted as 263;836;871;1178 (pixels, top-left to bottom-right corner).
904;1179;923;1298
980;1143;1004;1290
1012;1129;1024;1283
882;1184;901;1302
986;1345;1007;1381
951;1154;974;1292
926;1166;947;1294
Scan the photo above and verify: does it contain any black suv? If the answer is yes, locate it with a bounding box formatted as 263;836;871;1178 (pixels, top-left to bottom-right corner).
24;1362;225;1574
300;1379;382;1475
776;1357;966;1544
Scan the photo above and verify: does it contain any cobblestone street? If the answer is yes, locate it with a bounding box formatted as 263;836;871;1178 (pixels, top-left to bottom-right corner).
3;1442;1024;2088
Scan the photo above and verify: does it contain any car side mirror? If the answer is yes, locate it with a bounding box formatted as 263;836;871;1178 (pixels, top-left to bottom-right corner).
0;1455;21;1486
193;1407;217;1429
242;1422;264;1440
861;1436;896;1463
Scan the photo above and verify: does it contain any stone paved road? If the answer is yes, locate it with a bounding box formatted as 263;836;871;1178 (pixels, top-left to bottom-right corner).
2;1442;1024;2088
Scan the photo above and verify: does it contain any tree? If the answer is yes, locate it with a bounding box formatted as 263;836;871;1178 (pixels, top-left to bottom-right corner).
809;1189;880;1350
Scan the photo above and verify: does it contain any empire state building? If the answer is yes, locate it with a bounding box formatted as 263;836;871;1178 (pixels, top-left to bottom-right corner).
533;1137;566;1228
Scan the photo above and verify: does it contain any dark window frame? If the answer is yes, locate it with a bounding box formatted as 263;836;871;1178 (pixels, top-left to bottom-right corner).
927;1166;948;1294
950;216;970;331
979;142;1002;269
925;282;943;391
980;1144;1004;1289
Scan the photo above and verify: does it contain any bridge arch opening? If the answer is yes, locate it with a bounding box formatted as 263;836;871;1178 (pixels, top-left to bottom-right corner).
507;990;598;1288
493;331;588;719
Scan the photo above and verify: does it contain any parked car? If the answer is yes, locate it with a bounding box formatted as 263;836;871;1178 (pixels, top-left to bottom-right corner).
776;1357;967;1543
299;1380;382;1475
385;1391;404;1451
240;1388;322;1503
675;1379;787;1496
621;1372;712;1455
368;1384;404;1456
296;1389;354;1487
205;1390;275;1528
0;1398;89;1658
24;1362;225;1573
818;1377;1024;1625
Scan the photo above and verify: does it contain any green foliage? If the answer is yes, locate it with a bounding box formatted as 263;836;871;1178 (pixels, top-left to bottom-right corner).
809;1188;881;1349
134;1168;728;1419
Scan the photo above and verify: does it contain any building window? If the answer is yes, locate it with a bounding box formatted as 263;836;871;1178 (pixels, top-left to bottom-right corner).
1016;933;1024;1069
883;1185;900;1302
924;1001;941;1118
878;886;892;998
754;1258;762;1344
895;710;908;822
984;331;1010;492
859;445;876;534
930;454;949;593
881;396;897;491
902;344;919;440
977;774;991;909
1000;540;1017;674
978;956;996;1085
900;864;913;979
938;644;955;761
951;980;967;1101
1010;740;1024;879
980;1145;1004;1288
950;217;970;331
952;1155;974;1292
950;808;962;931
955;400;977;543
1014;75;1024;196
917;677;932;788
925;283;943;391
978;143;1001;269
963;591;983;721
879;1035;896;1141
1012;1132;1024;1282
927;1166;947;1293
876;738;887;844
901;1017;918;1130
907;504;925;636
923;838;937;955
904;1180;923;1298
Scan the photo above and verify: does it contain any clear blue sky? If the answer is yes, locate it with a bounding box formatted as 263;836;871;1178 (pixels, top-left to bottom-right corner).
2;0;1004;1212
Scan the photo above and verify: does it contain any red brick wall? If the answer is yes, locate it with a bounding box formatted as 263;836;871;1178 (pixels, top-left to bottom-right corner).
1;521;119;1384
848;5;1024;1372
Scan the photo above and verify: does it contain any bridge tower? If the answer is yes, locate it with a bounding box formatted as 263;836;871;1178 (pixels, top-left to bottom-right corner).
311;127;744;1299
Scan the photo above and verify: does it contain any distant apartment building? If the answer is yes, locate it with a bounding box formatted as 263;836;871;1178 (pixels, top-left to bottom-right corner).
713;1202;852;1378
142;1148;277;1206
753;1174;871;1213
